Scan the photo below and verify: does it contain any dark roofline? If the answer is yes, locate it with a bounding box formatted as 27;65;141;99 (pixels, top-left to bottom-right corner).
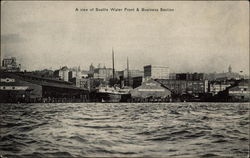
15;72;73;84
1;72;88;91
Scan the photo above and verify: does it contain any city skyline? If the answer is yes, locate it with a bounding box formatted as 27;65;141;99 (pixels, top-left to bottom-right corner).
1;1;249;74
0;55;244;76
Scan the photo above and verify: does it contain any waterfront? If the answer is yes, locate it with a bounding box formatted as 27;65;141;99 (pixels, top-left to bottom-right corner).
0;103;249;157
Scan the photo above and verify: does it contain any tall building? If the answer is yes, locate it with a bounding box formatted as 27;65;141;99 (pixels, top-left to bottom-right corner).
144;65;169;80
1;57;20;72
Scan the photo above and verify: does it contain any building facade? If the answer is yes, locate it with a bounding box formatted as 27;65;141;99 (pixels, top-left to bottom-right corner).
169;73;177;80
155;79;209;95
209;81;231;95
93;67;113;81
227;80;250;102
54;66;69;81
144;65;169;80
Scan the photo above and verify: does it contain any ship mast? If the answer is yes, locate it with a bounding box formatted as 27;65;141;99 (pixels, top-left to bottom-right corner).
127;57;130;87
112;48;115;81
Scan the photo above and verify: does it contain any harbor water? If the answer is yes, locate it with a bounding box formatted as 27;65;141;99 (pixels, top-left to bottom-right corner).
0;103;249;157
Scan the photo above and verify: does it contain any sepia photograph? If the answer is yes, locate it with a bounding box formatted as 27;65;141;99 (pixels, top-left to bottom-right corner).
0;1;249;157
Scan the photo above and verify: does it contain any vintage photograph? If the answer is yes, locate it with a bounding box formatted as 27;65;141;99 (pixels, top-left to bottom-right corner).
0;1;249;157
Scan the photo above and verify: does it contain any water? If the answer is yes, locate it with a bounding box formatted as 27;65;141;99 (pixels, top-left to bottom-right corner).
0;103;249;157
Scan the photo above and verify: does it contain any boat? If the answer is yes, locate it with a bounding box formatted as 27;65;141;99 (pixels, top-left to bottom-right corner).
93;48;131;103
95;86;131;102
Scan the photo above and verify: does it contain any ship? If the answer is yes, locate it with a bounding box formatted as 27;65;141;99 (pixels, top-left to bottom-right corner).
94;48;131;103
95;86;131;103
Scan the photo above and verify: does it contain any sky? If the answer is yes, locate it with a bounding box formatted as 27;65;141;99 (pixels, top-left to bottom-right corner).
1;1;249;74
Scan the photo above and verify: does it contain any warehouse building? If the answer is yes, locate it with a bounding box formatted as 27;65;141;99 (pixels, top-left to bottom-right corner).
227;80;250;102
130;79;172;102
0;72;89;103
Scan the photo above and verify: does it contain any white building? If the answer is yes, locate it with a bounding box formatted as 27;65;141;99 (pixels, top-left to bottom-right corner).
1;57;20;72
144;65;169;80
54;66;69;81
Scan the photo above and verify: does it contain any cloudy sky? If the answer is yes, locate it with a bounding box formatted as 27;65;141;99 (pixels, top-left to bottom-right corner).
1;1;249;74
